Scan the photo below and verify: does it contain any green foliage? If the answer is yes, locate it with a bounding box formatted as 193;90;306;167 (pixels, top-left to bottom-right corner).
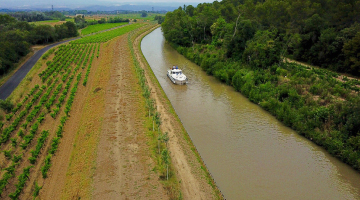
12;154;22;163
8;166;33;199
9;11;65;22
0;14;78;76
33;182;42;198
0;163;17;196
3;149;12;159
10;138;17;147
154;15;165;24
162;0;360;76
0;99;14;113
128;31;177;187
41;154;52;178
29;130;49;164
0;31;100;198
242;30;281;68
169;21;360;170
343;32;360;75
141;12;148;18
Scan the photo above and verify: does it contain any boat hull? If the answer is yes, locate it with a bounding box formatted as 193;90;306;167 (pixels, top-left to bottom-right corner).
167;73;187;85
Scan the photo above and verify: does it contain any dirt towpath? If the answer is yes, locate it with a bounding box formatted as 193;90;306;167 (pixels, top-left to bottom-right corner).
91;33;167;199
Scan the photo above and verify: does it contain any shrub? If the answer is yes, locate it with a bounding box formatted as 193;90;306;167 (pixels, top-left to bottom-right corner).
0;99;14;113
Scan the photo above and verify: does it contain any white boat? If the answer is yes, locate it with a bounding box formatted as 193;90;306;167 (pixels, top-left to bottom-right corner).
167;66;188;85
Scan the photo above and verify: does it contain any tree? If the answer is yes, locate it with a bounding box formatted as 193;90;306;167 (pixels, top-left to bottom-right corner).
185;5;195;17
154;15;165;24
141;11;148;18
242;30;281;69
98;18;106;24
64;21;78;37
226;19;258;59
210;17;226;39
32;25;56;44
162;8;191;46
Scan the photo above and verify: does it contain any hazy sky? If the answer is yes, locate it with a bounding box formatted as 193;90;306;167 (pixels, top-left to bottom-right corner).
1;0;216;8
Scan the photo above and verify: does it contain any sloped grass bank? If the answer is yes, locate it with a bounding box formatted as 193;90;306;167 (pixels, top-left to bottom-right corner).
136;27;223;199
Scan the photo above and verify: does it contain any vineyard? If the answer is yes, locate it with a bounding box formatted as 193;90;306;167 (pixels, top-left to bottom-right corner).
0;23;146;199
73;23;144;44
80;22;128;35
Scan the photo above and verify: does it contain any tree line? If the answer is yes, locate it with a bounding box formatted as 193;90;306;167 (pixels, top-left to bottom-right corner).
0;14;78;75
8;11;66;22
162;0;360;75
73;15;129;29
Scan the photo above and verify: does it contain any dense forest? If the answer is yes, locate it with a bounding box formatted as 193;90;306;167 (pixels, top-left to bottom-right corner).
162;0;360;170
162;0;360;75
0;14;78;75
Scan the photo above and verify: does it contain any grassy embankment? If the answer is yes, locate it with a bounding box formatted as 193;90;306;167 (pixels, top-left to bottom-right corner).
132;27;223;199
173;43;360;171
127;26;182;198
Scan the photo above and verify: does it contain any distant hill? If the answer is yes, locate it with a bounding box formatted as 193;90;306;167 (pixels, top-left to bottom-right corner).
0;1;201;12
80;4;177;12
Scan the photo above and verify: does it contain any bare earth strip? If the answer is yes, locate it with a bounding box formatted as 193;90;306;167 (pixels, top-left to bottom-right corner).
92;34;167;199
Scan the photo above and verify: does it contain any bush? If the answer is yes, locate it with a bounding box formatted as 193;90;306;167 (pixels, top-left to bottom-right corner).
0;99;14;113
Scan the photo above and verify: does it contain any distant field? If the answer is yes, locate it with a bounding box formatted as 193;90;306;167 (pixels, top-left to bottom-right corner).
30;20;66;26
80;22;128;35
79;13;164;21
72;23;144;44
117;13;162;20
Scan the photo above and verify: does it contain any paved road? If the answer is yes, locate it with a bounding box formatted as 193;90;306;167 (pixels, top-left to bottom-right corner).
0;37;79;100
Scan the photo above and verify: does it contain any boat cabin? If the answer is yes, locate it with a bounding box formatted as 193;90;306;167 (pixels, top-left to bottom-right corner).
170;69;183;75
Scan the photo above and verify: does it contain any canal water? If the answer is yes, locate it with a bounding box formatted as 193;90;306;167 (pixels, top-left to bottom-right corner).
141;28;360;200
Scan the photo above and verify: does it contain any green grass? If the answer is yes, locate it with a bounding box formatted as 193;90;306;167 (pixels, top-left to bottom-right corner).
80;22;128;35
30;20;60;25
72;23;145;44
